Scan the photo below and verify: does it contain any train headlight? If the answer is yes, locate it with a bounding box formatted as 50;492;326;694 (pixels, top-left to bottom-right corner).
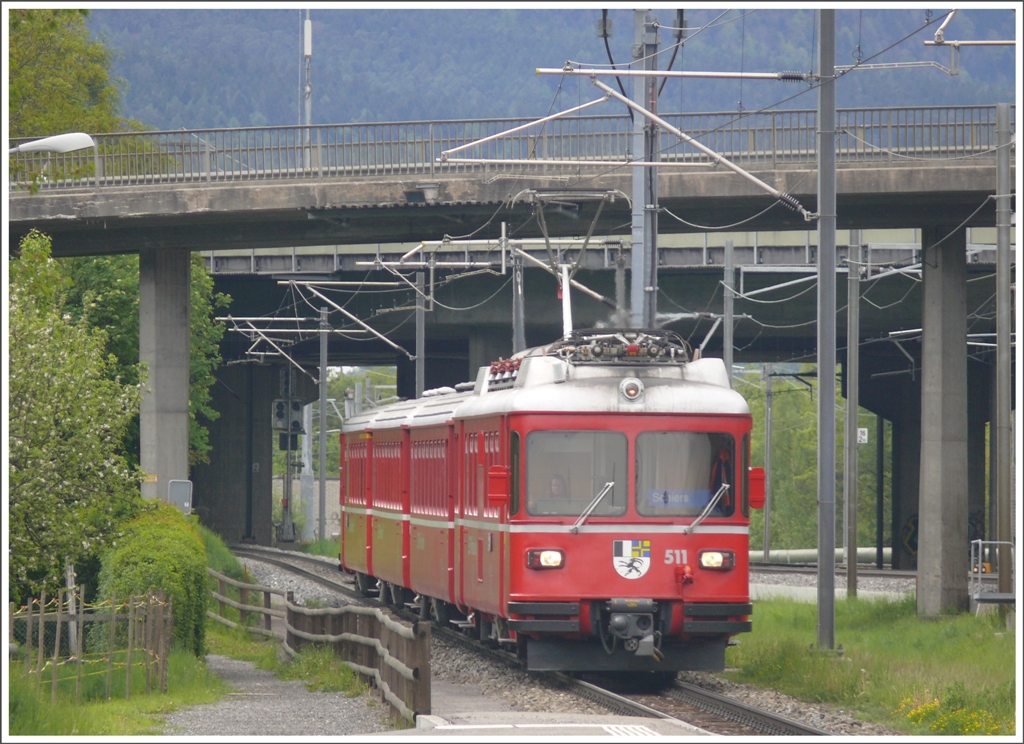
620;378;644;402
698;550;735;570
527;549;565;569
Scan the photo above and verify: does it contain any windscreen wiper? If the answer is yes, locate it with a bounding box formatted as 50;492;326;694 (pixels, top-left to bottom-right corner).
683;483;730;534
570;481;615;533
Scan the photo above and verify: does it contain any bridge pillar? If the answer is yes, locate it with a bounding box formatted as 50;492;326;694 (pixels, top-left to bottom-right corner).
917;225;969;616
191;364;277;545
967;361;992;544
139;248;190;501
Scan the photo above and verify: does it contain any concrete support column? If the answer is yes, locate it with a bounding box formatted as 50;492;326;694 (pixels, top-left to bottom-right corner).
139;248;191;501
917;225;969;616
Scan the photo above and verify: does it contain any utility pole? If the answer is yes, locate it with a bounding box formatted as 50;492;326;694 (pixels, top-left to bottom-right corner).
416;272;425;398
845;231;861;596
318;306;328;543
994;102;1012;599
512;248;526;352
724;239;734;387
303;9;312;169
763;363;773;562
630;10;658;328
816;9;837;651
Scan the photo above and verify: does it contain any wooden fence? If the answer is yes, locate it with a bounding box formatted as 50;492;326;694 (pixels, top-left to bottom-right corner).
206;568;430;722
10;587;173;704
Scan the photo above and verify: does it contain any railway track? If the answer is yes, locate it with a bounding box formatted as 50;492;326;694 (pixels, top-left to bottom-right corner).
229;544;832;736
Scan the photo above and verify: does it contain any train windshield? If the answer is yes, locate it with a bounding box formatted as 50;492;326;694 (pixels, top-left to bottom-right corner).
525;431;627;517
635;432;736;517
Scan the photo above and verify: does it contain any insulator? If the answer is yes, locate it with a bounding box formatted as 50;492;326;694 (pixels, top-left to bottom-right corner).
779;193;801;213
779;71;805;82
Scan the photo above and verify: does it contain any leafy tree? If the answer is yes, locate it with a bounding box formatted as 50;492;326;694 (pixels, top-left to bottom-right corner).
62;254;231;467
8;9;126;137
8;231;144;603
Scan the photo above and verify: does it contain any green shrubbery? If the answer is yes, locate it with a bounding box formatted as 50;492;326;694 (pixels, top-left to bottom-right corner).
98;501;207;656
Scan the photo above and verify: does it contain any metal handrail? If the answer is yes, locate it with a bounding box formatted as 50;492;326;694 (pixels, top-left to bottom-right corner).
970;539;1015;600
10;104;1013;191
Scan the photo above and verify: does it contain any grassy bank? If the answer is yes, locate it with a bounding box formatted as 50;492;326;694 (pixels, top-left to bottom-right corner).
725;596;1016;735
8;648;227;736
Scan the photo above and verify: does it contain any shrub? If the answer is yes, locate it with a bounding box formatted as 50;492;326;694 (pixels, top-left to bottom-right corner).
98;501;207;656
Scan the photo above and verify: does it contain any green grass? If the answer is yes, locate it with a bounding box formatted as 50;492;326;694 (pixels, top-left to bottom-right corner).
300;537;340;559
196;522;247;581
7;647;227;736
206;620;365;695
725;596;1016;735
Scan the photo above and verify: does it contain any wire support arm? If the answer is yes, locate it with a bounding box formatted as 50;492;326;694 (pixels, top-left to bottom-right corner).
589;78;814;221
512;247;617;309
283;282;415;360
439;94;611;162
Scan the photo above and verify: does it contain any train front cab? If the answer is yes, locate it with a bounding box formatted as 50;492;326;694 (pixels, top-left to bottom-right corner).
503;411;765;672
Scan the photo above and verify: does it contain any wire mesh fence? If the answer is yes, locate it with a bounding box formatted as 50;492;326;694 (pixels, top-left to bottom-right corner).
9;587;174;704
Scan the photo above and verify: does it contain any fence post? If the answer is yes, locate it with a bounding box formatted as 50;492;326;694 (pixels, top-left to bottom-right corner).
145;593;152;695
161;595;173;693
107;591;115;701
53;588;64;704
203;136;211;184
412;621;431;716
25;598;33;676
154;591;164;694
218;578;226;620
239;584;249;629
36;589;46;688
286;591;295;654
263;590;272;633
76;585;84;704
126;596;134;700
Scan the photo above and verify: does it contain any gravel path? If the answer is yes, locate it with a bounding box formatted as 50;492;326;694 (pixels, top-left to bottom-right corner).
162;655;395;736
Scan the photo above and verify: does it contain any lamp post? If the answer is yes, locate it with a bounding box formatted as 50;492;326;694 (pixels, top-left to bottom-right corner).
9;132;99;186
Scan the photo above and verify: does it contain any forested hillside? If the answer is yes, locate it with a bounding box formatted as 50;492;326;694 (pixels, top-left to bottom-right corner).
84;8;1016;133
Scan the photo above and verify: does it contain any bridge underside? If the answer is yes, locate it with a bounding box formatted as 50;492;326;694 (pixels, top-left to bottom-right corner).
9;163;1008;257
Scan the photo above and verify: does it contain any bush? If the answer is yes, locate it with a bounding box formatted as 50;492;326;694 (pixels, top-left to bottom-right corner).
98;501;207;656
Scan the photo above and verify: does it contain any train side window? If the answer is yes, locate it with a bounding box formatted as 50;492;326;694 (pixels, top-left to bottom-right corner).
510;431;521;515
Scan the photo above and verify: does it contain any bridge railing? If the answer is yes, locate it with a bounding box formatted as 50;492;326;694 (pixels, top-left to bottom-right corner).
9;105;1012;191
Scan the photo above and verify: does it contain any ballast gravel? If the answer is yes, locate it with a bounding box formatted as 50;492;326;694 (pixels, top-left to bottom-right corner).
224;548;911;736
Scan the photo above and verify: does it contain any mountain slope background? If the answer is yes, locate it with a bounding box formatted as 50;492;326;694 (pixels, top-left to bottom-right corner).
85;8;1016;132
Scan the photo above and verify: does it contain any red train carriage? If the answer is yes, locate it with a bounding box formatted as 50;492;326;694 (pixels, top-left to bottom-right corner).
340;330;765;673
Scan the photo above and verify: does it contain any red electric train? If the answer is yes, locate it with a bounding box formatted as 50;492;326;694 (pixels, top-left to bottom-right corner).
339;330;765;673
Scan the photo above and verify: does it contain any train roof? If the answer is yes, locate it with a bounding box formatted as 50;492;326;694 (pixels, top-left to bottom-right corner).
341;331;749;434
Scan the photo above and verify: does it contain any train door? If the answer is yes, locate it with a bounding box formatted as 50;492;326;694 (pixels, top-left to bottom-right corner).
341;432;371;575
369;430;404;587
409;426;449;601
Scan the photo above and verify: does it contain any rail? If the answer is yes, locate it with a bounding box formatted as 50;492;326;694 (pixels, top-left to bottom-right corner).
9;105;1012;191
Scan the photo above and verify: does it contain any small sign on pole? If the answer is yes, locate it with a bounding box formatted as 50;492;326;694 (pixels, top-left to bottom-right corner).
857;427;869;444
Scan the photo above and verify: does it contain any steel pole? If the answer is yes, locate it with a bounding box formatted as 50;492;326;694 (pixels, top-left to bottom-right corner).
994;103;1012;596
724;239;734;387
845;232;861;597
416;272;425;398
816;9;837;651
876;413;885;570
763;363;773;562
318;307;328;543
512;250;526;352
629;9;648;329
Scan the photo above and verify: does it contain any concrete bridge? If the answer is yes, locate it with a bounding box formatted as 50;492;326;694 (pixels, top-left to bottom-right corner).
8;105;1016;600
